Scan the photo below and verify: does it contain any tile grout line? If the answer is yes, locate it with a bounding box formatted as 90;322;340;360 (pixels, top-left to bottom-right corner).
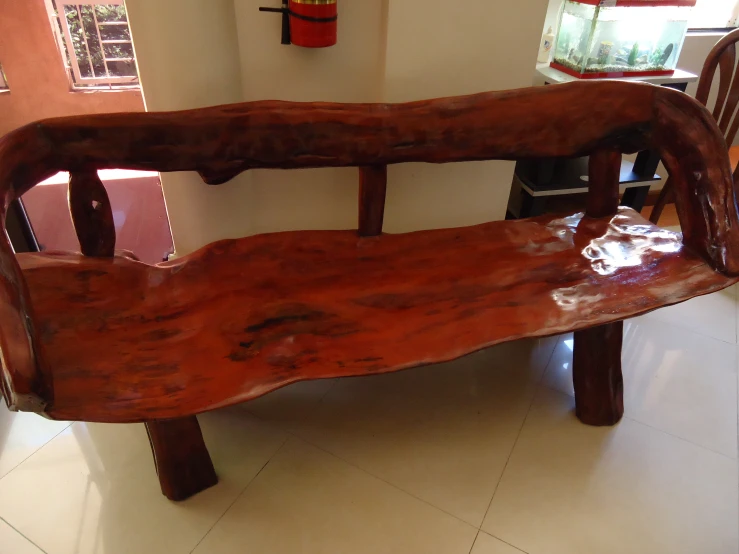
538;376;739;461
244;394;481;528
286;431;478;528
0;515;49;554
473;530;531;554
189;379;338;551
245;338;558;553
0;421;73;484
645;310;738;347
188;434;291;554
469;337;561;553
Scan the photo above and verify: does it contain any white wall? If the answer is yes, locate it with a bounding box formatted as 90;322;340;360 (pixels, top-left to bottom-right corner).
128;0;549;255
382;0;548;232
126;0;252;255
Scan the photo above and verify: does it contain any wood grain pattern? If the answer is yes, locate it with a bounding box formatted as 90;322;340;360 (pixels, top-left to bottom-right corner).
649;177;675;224
653;28;739;224
576;148;625;425
0;81;737;419
587;149;621;218
68;171;116;258
358;165;387;237
573;322;624;426
145;416;218;500
15;208;737;423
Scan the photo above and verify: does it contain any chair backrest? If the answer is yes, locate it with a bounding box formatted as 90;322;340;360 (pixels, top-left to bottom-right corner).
696;28;739;146
0;81;736;413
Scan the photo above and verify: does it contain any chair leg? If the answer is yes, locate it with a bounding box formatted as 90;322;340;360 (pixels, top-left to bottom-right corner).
145;416;218;501
572;321;624;426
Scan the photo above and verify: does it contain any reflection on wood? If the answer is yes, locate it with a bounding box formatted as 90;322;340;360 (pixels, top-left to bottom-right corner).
0;81;737;498
16;208;737;423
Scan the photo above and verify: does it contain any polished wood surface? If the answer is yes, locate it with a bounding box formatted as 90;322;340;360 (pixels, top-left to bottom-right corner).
575;149;626;424
15;207;736;423
0;80;736;422
651;28;739;224
68;170;116;258
586;149;621;218
358;165;387;237
1;81;736;500
697;28;739;146
573;322;624;426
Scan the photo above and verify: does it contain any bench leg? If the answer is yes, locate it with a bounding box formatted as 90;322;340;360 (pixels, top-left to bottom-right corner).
145;416;218;501
572;321;624;426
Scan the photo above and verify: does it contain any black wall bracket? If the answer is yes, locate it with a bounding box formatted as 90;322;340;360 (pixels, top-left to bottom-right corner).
259;1;291;45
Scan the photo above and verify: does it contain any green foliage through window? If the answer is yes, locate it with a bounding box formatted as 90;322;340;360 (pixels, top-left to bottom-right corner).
53;1;139;87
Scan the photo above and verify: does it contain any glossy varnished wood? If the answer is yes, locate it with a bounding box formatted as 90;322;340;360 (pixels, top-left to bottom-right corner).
576;149;626;424
358;165;387;237
16;207;737;422
573;322;624;426
586;149;621;218
652;28;739;224
68;170;116;258
0;81;737;419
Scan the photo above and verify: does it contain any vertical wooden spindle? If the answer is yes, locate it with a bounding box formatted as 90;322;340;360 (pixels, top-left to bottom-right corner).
573;322;624;426
574;148;625;426
358;165;387;237
586;149;621;218
68;170;115;257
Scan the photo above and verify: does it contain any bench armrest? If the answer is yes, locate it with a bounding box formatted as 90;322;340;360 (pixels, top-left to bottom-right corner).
0;126;55;411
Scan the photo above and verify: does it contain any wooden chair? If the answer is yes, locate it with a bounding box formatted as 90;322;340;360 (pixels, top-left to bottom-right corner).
650;28;739;224
1;81;738;501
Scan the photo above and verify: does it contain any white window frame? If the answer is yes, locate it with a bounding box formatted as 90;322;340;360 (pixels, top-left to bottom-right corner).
57;0;138;87
0;65;8;91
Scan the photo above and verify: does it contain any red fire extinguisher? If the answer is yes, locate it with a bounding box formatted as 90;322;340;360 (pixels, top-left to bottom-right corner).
259;0;337;48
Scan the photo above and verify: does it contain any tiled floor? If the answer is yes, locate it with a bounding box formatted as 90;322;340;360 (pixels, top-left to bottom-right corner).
0;289;738;553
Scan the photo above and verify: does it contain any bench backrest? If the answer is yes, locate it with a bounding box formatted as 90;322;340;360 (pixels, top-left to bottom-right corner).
0;80;736;412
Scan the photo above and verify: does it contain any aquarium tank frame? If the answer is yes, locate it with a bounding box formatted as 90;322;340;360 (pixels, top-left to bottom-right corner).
550;0;697;79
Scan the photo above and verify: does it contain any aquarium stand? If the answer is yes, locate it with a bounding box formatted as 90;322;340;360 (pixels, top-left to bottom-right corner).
508;156;660;219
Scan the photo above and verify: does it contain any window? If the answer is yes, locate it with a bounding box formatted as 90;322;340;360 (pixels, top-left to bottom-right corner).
689;0;739;29
52;0;139;88
0;64;8;91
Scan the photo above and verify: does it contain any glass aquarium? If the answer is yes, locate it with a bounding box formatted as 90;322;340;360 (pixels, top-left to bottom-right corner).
551;0;695;78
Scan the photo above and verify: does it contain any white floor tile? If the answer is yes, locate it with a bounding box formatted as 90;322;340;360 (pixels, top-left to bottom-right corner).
646;286;737;344
483;388;738;554
0;403;69;478
543;317;738;458
0;407;286;554
193;437;477;554
0;519;43;554
283;338;556;527
471;531;528;554
243;378;336;429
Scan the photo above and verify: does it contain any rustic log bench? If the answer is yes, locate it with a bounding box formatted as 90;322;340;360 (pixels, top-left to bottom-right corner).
1;81;738;501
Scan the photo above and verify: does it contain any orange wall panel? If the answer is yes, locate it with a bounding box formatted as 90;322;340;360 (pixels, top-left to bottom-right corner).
0;0;144;137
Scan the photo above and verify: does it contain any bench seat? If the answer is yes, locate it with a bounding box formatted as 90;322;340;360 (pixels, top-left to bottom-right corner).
19;207;736;423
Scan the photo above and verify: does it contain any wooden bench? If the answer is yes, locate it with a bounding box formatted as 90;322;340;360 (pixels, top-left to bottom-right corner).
1;81;738;501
